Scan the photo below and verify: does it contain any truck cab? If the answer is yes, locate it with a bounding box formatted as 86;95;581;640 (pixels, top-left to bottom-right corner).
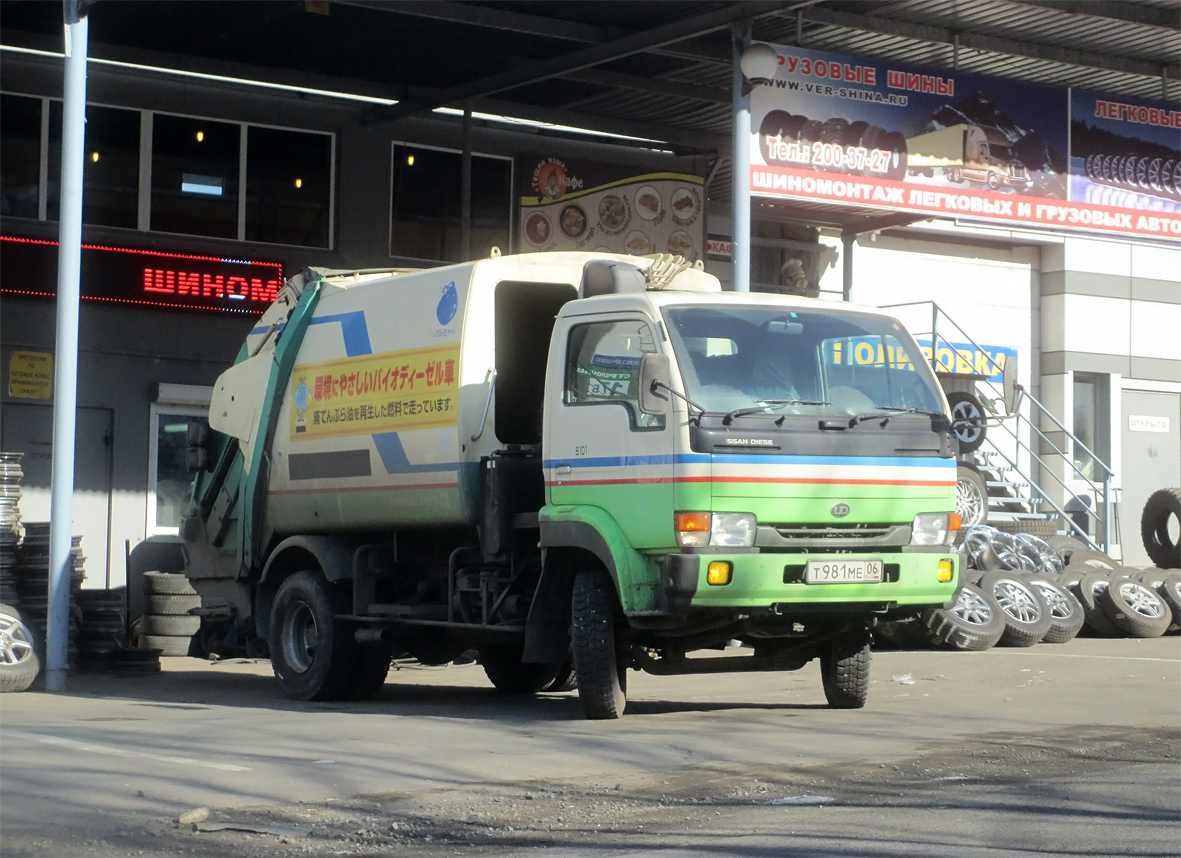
178;252;959;719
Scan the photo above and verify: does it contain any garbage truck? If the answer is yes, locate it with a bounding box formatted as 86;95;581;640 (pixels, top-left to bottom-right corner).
176;250;960;719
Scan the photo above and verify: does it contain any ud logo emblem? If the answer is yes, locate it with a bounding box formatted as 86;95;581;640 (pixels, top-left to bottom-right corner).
831;503;851;517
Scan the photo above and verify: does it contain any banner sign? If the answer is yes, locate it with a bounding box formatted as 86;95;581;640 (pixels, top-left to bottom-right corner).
516;155;705;260
290;344;460;441
749;44;1180;241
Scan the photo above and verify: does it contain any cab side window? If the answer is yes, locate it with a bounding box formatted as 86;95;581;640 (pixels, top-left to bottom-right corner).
564;319;665;430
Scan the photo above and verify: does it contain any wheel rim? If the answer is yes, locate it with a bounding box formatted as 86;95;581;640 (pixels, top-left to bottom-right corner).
1031;581;1071;618
993;581;1041;623
280;601;318;674
1117;581;1166;620
952;588;993;625
957;476;986;526
0;614;36;665
950;400;983;444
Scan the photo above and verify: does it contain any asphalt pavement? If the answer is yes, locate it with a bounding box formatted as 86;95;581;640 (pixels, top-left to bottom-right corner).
0;636;1177;857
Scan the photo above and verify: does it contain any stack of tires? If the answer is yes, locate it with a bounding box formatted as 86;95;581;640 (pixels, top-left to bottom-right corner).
878;523;1181;652
1083;153;1179;200
138;572;201;657
76;588;127;668
758;111;908;181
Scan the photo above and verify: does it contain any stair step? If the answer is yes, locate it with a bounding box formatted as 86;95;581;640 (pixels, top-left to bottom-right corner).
987;481;1027;490
988;511;1056;521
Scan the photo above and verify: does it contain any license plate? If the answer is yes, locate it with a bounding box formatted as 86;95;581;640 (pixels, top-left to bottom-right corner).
804;559;884;584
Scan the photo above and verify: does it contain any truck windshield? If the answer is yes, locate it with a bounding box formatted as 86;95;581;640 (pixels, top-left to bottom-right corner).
662;305;944;419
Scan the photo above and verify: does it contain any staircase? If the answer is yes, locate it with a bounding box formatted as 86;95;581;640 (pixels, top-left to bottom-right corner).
879;300;1115;552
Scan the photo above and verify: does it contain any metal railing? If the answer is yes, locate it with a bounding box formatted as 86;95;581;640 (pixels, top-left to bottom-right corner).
881;300;1115;553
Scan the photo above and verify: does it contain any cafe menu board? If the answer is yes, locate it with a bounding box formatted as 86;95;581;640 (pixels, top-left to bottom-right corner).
516;155;705;261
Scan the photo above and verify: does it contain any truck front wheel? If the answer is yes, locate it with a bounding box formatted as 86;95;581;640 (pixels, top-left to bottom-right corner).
480;646;564;694
270;570;353;701
572;569;627;719
820;629;871;709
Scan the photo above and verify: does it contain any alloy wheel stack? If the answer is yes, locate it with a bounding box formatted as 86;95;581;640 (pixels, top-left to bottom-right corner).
0;453;22;606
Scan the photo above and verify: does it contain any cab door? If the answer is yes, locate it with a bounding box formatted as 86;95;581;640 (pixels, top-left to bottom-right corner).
545;314;673;549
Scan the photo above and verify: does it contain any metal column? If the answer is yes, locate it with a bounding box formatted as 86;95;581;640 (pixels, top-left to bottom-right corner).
841;233;855;302
731;22;752;293
47;1;89;692
461;103;472;260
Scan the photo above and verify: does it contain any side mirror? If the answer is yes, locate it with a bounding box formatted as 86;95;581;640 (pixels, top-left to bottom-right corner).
1002;353;1021;415
638;353;671;415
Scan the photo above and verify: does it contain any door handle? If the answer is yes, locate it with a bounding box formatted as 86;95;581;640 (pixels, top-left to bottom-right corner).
556;464;572;475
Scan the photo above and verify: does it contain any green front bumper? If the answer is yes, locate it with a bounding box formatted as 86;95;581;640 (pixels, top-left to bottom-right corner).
665;549;957;610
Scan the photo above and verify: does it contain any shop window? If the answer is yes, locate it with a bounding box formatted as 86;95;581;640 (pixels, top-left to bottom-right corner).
246;126;332;247
151;113;239;239
48;103;141;228
390;145;511;262
1072;372;1109;479
148;407;203;534
0;94;43;219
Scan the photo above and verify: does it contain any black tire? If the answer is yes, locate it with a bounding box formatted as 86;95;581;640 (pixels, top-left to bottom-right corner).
1066;548;1120;572
986;171;1000;191
145;594;201;615
142;572;197;596
1098;578;1171;638
977;571;1052;646
140;634;194;657
543;660;578;693
1141;488;1181;569
344;642;395;700
956;464;990;528
1073;572;1123;637
269;570;354;701
0;603;41;693
141;614;200;636
1156;571;1181;633
572;569;627;719
873;617;930;650
880;131;907;181
480;646;563;694
820;629;871;709
1026;575;1085;644
1047;534;1090;566
946;392;987;453
922;583;1005;651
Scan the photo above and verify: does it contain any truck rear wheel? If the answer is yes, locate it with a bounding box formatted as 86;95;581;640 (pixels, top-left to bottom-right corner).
572;569;627;719
820;628;871;709
270;570;353;701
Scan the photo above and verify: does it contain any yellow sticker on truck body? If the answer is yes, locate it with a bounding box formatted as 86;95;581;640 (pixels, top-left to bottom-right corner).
290;344;459;440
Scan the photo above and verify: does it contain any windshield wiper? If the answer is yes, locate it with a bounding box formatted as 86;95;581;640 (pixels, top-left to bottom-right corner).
847;406;946;429
723;400;829;426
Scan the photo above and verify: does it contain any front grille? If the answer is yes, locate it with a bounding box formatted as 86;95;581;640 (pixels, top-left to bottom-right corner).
771;524;893;540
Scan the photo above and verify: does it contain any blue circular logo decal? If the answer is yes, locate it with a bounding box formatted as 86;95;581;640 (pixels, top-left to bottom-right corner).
436;282;458;326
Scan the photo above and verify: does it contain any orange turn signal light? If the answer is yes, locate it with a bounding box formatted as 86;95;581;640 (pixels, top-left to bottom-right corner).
675;512;712;533
948;513;962;531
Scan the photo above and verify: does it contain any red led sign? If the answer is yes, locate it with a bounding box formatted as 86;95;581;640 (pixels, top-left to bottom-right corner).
0;235;284;314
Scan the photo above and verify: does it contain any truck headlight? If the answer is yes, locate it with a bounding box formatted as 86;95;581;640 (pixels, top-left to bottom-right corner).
674;512;757;548
711;513;757;547
911;512;961;545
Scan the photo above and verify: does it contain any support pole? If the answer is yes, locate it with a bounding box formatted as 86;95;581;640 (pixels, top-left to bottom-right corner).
47;1;89;693
731;21;752;293
461;103;472;260
841;233;855;302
